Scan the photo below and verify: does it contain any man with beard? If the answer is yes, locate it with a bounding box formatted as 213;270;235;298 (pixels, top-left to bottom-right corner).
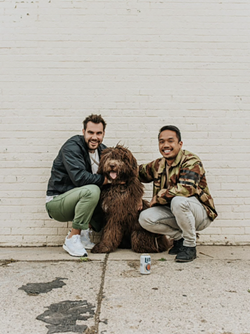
138;125;217;262
46;114;109;257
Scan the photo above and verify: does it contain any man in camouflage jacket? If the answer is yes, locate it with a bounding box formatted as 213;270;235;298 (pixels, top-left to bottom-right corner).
139;125;217;262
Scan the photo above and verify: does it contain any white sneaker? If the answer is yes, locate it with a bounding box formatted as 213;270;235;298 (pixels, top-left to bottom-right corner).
80;229;95;250
63;234;88;257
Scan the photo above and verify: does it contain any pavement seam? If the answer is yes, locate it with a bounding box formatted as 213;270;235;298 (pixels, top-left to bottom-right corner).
87;253;109;334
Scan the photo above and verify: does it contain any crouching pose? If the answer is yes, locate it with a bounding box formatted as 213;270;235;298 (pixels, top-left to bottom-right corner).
45;114;110;257
138;125;217;263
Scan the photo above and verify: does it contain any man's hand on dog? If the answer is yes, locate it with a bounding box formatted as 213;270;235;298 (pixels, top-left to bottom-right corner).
149;196;157;207
103;177;113;185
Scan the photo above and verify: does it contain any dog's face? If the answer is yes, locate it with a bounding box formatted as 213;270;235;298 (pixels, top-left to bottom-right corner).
98;145;138;183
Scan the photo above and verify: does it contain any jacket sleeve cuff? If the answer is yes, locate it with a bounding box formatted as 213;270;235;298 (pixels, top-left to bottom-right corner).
156;189;168;205
97;175;105;187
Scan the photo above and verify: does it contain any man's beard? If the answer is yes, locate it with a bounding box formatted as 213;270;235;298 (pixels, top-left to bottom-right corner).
87;140;99;151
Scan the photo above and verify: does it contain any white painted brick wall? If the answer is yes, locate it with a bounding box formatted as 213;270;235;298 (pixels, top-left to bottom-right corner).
1;0;250;246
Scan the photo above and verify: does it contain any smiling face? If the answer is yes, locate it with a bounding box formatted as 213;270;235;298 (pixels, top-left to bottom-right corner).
82;121;105;152
158;130;183;165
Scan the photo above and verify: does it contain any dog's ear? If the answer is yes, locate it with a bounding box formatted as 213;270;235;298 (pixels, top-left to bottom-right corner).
98;148;111;173
120;146;138;173
97;148;107;174
130;154;138;172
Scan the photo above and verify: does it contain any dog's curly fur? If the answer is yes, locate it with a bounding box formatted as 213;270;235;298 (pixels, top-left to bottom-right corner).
91;145;171;254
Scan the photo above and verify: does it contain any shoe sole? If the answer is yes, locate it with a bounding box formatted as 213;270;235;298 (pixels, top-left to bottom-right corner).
63;244;88;257
175;257;196;263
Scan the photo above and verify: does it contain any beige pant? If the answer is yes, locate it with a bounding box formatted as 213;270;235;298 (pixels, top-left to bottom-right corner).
139;196;212;247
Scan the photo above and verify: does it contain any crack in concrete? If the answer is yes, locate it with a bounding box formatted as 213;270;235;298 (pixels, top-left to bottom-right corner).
4;255;109;333
86;253;109;334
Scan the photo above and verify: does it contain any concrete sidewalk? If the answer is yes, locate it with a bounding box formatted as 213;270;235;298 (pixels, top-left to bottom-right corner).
0;246;250;334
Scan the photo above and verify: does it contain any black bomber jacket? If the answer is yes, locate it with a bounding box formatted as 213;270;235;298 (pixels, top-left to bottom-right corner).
46;135;106;196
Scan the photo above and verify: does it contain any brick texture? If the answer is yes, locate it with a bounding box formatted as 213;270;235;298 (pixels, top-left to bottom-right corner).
1;0;250;246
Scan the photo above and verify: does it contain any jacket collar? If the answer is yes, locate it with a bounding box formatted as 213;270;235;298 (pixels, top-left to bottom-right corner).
171;149;184;167
81;135;88;150
81;135;104;157
158;149;184;173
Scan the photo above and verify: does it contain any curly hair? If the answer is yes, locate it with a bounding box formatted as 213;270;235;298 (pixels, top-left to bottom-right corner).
91;145;171;254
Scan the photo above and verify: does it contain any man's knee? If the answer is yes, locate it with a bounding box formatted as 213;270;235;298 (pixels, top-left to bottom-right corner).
171;196;189;213
139;209;150;228
79;185;100;203
88;184;101;197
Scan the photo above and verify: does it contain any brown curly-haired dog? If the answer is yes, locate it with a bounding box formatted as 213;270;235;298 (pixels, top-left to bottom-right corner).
91;145;171;254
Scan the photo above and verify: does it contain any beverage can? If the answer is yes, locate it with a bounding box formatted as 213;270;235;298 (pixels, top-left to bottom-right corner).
140;254;151;274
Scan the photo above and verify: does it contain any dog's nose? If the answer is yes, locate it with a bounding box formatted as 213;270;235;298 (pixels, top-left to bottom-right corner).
109;163;116;168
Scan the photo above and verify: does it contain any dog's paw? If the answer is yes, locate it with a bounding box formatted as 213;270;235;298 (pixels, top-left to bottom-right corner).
91;243;110;253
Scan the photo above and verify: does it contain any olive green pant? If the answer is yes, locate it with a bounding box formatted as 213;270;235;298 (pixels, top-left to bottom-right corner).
46;185;104;232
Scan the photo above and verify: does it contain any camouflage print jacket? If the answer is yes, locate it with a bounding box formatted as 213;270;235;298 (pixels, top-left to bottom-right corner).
139;149;218;221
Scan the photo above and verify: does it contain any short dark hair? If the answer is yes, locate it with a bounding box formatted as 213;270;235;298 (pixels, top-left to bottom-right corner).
83;114;107;131
158;125;182;142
